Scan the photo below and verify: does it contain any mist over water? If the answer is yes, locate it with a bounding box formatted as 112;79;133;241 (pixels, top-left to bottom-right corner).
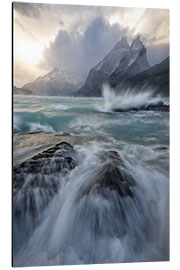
13;94;169;266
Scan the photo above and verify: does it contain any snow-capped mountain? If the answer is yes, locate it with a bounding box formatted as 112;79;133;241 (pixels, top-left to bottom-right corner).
23;68;85;96
74;36;150;96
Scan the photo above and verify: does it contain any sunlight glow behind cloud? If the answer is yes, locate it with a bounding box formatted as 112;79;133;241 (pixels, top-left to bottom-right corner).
13;3;169;87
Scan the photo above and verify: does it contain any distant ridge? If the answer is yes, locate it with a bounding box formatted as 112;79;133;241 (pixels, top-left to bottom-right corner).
22;68;84;96
114;57;169;96
13;85;35;96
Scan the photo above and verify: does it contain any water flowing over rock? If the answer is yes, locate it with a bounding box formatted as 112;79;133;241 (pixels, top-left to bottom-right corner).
81;151;135;198
13;139;169;266
13;142;77;250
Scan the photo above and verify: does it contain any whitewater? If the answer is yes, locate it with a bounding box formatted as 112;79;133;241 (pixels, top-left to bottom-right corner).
13;88;169;266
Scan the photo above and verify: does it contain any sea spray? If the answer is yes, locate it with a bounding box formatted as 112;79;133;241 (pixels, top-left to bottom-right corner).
101;83;163;112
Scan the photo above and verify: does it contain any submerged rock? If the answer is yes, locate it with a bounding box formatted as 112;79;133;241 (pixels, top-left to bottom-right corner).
81;150;135;198
143;101;169;112
153;146;169;151
114;101;169;112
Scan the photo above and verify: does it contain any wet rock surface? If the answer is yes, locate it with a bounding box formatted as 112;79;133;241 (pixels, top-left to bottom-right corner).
81;150;136;198
13;142;77;219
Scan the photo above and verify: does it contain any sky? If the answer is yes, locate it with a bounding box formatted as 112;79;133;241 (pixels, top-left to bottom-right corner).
13;2;169;87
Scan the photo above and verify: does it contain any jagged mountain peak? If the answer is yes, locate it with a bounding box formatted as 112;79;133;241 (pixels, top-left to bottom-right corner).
23;67;85;96
75;35;151;97
113;36;130;50
51;67;59;73
131;35;144;51
34;67;84;85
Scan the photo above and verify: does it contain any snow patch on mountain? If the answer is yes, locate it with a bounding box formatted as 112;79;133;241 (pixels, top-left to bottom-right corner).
23;67;85;96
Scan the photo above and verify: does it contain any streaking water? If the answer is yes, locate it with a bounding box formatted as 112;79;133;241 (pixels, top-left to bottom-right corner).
13;91;169;266
101;83;167;112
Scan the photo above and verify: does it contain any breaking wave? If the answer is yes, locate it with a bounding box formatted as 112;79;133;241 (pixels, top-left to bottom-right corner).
54;104;69;111
14;115;22;133
100;84;163;112
29;122;55;133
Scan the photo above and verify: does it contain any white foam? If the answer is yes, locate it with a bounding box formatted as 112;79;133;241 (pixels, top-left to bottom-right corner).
69;116;109;136
54;104;68;111
100;83;163;112
29;122;55;133
14;115;21;132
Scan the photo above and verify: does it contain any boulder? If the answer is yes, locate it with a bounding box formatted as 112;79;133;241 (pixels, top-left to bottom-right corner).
81;150;135;198
13;142;77;219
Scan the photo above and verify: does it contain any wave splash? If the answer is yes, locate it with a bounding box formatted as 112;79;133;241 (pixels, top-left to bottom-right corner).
101;84;162;112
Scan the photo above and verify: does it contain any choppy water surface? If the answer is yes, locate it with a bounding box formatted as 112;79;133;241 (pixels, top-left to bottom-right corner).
13;91;169;266
14;91;169;143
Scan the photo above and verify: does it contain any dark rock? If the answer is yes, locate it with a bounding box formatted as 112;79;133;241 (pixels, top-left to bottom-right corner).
26;130;45;134
81;151;135;198
145;103;169;112
114;102;169;112
55;141;74;148
153;146;168;151
13;142;77;220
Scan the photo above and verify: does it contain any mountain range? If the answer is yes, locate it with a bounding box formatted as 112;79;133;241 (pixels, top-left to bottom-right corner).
13;85;35;96
75;36;169;97
22;68;84;96
15;36;169;97
114;57;169;96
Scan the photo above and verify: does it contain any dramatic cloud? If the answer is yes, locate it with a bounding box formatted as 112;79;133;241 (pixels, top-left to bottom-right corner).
40;17;129;76
13;2;169;87
132;8;169;45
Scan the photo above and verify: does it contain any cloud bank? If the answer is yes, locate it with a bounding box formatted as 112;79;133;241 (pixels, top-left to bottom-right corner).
39;17;129;76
